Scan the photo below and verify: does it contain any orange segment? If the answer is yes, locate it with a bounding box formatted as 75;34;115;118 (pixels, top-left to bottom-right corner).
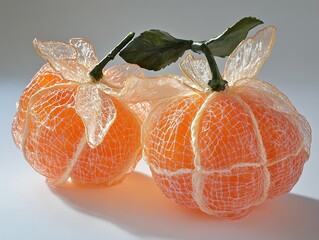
267;149;308;198
23;85;82;183
259;109;302;162
198;93;263;170
237;93;302;162
12;64;68;149
201;166;266;215
150;169;198;209
144;94;204;171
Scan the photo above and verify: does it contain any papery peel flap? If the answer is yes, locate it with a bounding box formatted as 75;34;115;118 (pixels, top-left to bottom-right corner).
118;74;196;104
34;38;97;83
224;26;276;85
75;84;116;148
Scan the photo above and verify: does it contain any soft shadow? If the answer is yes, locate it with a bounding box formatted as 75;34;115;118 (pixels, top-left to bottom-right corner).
50;172;319;240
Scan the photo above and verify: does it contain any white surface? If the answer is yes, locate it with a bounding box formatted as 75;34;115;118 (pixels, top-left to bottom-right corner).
2;166;319;240
1;1;319;239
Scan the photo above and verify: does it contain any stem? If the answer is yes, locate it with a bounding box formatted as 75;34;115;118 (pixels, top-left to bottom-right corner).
89;32;135;81
200;44;222;82
191;42;227;92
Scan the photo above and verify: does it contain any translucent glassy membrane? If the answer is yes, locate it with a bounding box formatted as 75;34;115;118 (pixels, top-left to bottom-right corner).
102;64;144;90
179;53;211;91
75;85;116;148
69;38;98;71
119;75;195;104
128;101;153;122
34;39;89;82
224;26;276;85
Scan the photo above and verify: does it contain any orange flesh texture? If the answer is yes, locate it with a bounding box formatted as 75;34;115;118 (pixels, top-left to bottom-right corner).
16;65;141;186
145;94;205;171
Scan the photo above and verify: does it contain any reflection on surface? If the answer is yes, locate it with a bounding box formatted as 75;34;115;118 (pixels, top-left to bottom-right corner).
50;172;319;240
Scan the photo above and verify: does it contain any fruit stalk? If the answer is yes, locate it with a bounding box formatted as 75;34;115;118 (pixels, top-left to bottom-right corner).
89;32;135;81
191;42;228;92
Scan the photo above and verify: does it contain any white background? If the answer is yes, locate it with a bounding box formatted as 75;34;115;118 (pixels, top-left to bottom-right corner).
1;0;318;239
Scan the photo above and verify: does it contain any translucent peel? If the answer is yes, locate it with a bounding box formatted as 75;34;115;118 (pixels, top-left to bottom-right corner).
75;84;116;148
178;26;276;93
69;38;98;71
118;75;195;104
34;39;91;83
179;54;211;92
224;26;276;85
102;64;144;90
100;65;198;119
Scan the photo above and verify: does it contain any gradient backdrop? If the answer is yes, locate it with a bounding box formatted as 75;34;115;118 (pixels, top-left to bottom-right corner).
1;1;318;239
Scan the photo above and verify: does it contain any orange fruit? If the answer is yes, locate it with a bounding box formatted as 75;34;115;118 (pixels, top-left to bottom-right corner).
142;27;311;219
12;38;142;187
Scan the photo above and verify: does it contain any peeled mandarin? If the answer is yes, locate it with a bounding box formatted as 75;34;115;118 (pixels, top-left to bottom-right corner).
12;38;142;187
141;27;311;219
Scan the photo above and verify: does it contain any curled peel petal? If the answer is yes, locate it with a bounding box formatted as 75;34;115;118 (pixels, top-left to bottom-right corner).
34;39;89;82
69;38;98;71
179;53;211;91
118;74;195;104
117;74;196;121
75;84;116;148
96;83;117;95
101;63;144;90
224;26;276;85
96;63;146;120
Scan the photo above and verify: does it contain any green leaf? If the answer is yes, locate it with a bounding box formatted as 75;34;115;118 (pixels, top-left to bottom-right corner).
119;30;192;71
206;17;263;57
